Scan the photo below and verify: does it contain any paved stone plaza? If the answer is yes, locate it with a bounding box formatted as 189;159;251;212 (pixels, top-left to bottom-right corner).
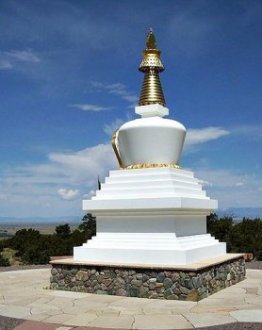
0;268;261;329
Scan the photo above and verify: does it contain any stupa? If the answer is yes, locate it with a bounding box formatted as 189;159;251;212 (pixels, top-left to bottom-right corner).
50;30;245;300
73;30;227;265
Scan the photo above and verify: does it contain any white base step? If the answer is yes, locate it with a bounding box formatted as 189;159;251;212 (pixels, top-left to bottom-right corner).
74;233;226;265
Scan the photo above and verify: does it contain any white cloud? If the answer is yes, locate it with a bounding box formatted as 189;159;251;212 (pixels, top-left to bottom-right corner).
193;168;262;208
57;188;79;200
71;104;111;112
5;50;40;63
231;125;262;140
194;169;248;188
0;60;13;70
103;118;124;136
185;127;230;147
0;143;118;217
48;144;117;182
91;81;138;104
0;49;40;70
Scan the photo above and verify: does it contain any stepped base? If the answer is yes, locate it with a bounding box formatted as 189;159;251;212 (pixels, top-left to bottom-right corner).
50;254;245;301
74;233;226;265
75;167;226;265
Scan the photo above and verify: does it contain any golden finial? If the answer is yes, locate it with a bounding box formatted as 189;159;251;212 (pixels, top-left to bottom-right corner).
146;28;157;49
138;29;166;106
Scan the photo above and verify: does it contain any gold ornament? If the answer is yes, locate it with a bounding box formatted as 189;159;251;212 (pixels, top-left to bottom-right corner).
124;163;181;170
138;29;166;106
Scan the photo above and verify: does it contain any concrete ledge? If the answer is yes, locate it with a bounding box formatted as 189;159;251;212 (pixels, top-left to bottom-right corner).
50;253;244;271
50;254;245;301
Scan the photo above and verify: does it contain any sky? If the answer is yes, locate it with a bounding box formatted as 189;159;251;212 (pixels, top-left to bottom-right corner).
0;0;261;219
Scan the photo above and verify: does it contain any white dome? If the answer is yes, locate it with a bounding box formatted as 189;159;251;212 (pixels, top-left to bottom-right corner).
114;106;186;168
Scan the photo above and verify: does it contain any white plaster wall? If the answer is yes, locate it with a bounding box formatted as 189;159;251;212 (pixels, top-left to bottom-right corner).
97;215;206;237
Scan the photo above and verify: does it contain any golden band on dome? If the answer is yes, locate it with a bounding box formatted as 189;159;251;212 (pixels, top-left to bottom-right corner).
124;163;181;170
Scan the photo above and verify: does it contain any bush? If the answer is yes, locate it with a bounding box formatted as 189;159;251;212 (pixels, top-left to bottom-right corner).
0;254;10;267
207;214;262;258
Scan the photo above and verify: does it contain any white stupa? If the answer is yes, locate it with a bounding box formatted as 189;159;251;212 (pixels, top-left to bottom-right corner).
74;30;226;265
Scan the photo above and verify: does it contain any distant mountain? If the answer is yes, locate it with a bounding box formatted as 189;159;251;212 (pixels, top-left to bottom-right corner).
217;208;262;219
0;215;82;225
1;208;261;225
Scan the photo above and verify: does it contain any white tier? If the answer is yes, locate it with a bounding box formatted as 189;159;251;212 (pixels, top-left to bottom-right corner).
74;168;226;265
74;233;226;265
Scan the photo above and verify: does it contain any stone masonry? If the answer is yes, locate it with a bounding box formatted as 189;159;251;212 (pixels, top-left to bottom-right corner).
50;256;245;301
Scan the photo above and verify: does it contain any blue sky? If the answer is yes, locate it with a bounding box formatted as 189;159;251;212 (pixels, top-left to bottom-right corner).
0;0;261;218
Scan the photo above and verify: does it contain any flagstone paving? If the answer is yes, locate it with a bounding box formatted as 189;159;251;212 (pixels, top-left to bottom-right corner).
0;268;261;329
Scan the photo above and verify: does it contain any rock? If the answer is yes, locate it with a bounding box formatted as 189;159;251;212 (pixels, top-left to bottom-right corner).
50;276;56;283
172;287;181;295
163;277;173;289
205;274;212;282
76;271;89;282
164;288;173;298
116;288;127;296
128;270;136;275
192;277;200;288
136;273;143;280
149;283;156;290
71;268;78;275
157;272;166;282
131;279;142;287
50;283;58;289
149;292;159;299
149;277;157;283
92;279;98;286
171;272;180;281
58;279;65;286
130;287;139;297
142;274;150;282
155;282;164;288
184;278;193;289
179;294;187;301
180;286;190;294
103;278;113;287
139;286;149;297
115;277;125;285
227;273;231;281
51;268;58;276
164;271;172;278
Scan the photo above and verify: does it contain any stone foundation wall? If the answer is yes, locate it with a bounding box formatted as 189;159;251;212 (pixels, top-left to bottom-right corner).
50;257;245;301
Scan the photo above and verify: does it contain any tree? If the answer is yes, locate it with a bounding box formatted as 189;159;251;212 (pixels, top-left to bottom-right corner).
207;214;234;252
55;223;71;238
78;213;96;240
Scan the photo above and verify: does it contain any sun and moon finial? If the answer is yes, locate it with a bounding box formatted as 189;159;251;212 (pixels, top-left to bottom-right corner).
146;28;157;49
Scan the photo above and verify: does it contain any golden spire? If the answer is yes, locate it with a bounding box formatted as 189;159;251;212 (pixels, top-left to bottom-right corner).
138;29;166;107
